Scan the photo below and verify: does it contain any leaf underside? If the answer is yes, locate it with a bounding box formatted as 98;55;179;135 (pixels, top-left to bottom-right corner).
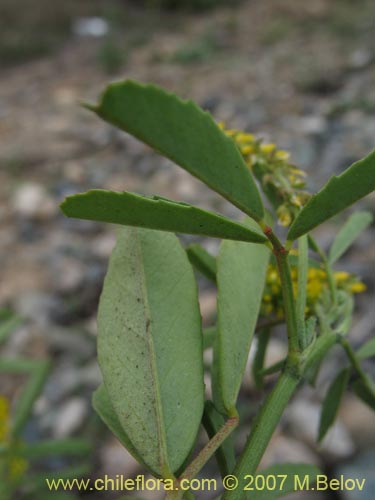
213;219;270;413
288;150;375;240
97;227;204;477
87;80;264;220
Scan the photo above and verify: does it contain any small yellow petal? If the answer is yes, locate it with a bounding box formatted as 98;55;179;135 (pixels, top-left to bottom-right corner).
275;150;290;161
260;143;276;154
240;145;255;155
334;271;350;282
236;132;255;143
350;282;366;293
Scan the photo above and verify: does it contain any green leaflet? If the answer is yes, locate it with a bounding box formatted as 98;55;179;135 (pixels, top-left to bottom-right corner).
213;222;270;414
186;244;217;281
328;211;373;264
352;379;375;410
92;384;155;475
86;80;264;220
318;368;350;442
61;190;267;244
97;227;204;477
288;151;375;240
244;463;321;499
356;337;375;360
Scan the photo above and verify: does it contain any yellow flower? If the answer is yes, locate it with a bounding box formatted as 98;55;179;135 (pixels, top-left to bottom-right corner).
236;132;255;143
225;129;237;137
334;271;350;283
9;457;28;481
275;150;290;161
277;205;292;226
260;143;276;154
240;145;255;155
0;395;10;442
350;282;366;293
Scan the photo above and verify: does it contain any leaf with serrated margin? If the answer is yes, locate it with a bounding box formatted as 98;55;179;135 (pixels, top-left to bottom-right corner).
85;80;264;220
288;151;375;240
61;190;266;244
97;227;204;477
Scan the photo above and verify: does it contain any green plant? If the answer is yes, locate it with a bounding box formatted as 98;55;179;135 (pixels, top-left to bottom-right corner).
61;80;375;499
0;311;91;500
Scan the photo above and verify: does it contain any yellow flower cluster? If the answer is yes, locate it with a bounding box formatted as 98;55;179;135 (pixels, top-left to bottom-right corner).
0;395;28;481
261;265;366;318
219;123;311;226
0;395;10;442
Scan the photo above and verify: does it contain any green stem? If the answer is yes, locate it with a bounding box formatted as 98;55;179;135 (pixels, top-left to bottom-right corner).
296;235;308;350
263;227;299;354
341;339;375;399
222;369;300;500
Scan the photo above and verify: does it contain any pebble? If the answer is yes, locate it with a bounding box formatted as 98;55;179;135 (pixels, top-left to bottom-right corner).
12;182;57;220
285;399;355;459
54;397;88;438
100;437;141;478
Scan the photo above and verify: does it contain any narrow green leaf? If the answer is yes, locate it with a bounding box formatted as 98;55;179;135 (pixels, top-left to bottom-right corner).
87;80;264;220
318;368;350;442
92;384;153;474
213;222;270;413
328;211;373;264
244;463;321;499
98;227;204;477
202;401;236;476
0;315;22;346
288;151;375;240
12;360;50;437
16;439;91;459
61;190;267;244
356;337;375;360
352;379;375;410
252;328;271;389
186;244;217;281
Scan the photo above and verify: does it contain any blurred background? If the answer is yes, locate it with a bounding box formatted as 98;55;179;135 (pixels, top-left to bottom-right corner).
0;0;374;499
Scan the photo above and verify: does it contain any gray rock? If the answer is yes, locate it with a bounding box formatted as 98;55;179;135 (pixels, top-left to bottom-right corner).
285;399;355;459
12;182;57;220
54;397;88;438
